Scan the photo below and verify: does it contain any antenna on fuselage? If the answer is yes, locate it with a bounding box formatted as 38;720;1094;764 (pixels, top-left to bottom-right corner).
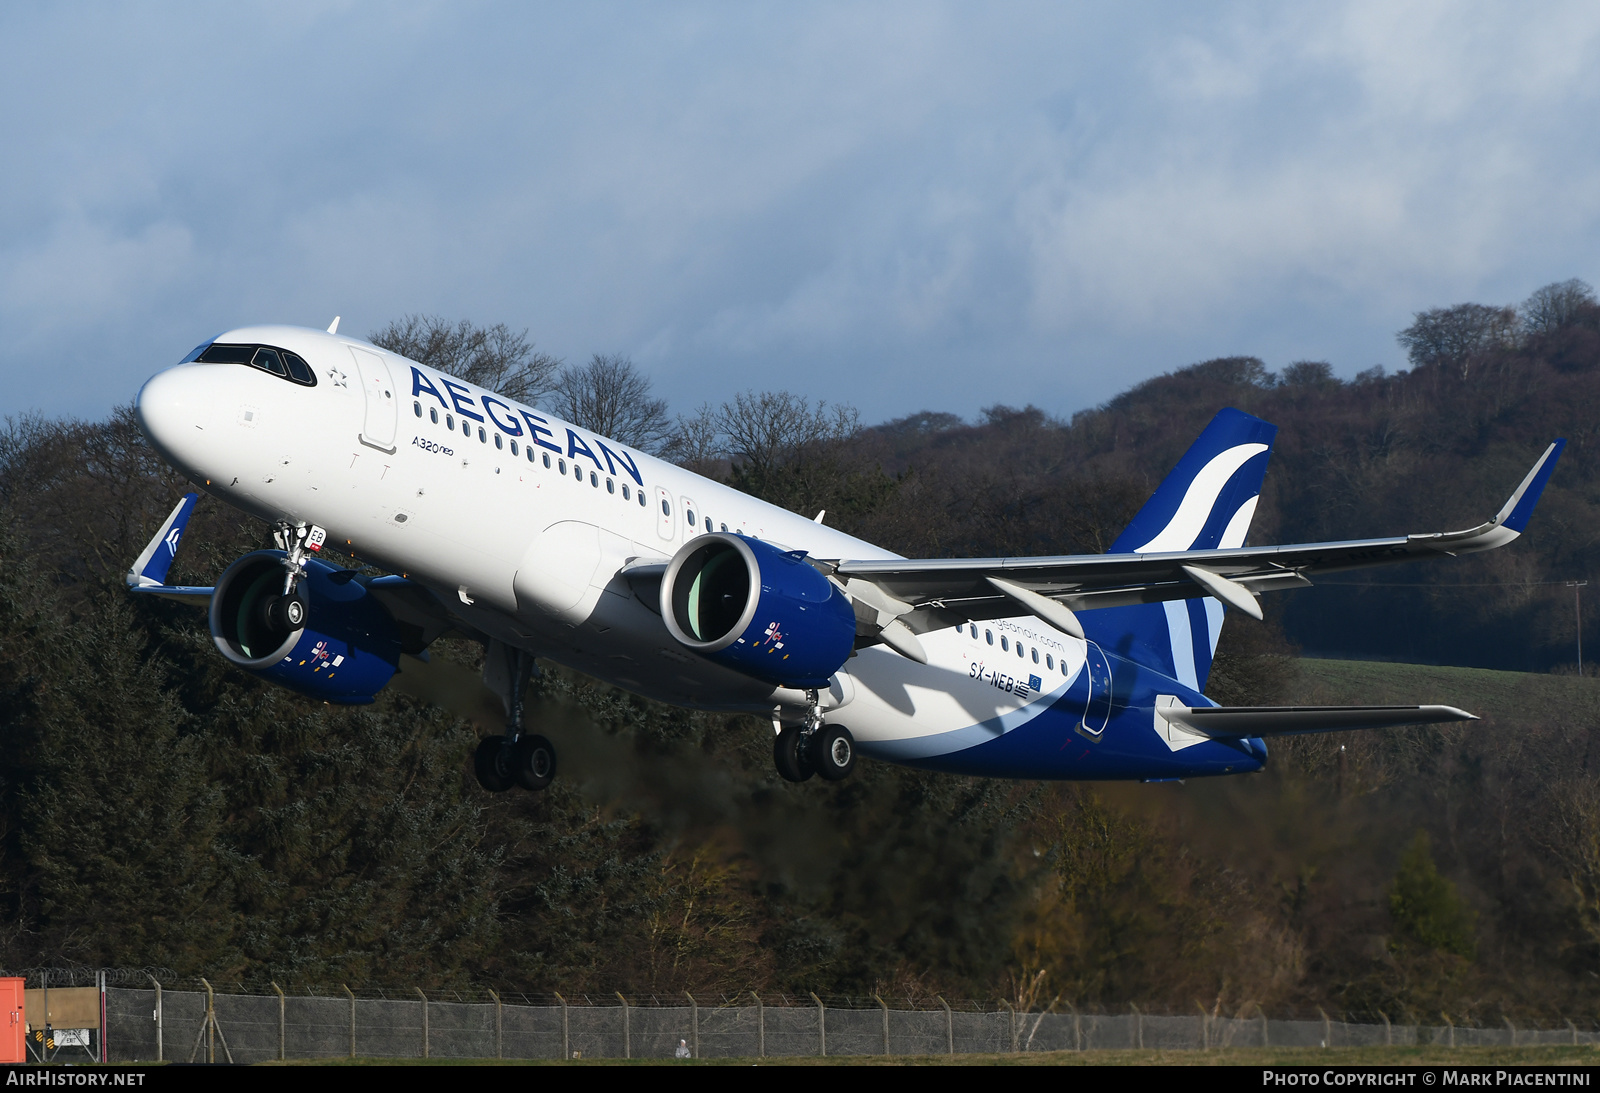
326;316;341;334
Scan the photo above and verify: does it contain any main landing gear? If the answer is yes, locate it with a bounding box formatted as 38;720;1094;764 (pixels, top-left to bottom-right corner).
773;689;856;783
473;647;557;794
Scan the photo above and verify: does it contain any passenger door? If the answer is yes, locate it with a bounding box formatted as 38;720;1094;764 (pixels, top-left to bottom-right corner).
349;347;397;453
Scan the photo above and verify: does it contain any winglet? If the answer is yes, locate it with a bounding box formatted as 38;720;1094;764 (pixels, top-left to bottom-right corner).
1494;439;1564;533
127;493;198;588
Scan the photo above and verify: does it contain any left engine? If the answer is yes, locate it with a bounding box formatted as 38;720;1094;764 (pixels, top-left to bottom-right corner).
209;550;404;704
660;532;857;688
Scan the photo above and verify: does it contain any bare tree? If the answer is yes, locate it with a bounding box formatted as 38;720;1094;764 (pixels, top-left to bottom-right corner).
1279;360;1337;388
1396;303;1517;378
716;390;859;490
551;353;673;453
370;315;560;404
1520;279;1597;337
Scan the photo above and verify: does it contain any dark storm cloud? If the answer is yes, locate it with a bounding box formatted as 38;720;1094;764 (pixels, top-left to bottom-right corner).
4;2;1600;423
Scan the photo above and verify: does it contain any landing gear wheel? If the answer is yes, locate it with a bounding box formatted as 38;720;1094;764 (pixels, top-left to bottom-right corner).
511;734;557;791
814;725;856;781
773;726;816;783
473;735;515;793
260;592;308;634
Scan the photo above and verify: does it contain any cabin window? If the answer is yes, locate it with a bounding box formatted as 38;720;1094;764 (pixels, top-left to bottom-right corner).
574;464;583;481
558;458;567;474
478;427;487;443
705;517;712;533
413;401;422;417
985;630;994;645
446;413;455;430
494;433;503;450
720;523;728;532
543;453;551;468
1045;653;1054;670
510;440;518;456
462;420;470;436
1032;647;1040;664
590;471;598;487
1000;636;1009;651
621;484;630;500
430;407;439;424
1017;643;1025;659
526;446;534;462
606;478;615;494
662;499;671;516
969;624;978;638
639;491;647;507
686;509;696;526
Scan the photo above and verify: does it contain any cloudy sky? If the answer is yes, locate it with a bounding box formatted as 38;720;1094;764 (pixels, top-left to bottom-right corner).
5;2;1599;426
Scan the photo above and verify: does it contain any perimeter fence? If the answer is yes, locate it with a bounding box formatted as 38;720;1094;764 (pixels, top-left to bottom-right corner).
69;982;1600;1062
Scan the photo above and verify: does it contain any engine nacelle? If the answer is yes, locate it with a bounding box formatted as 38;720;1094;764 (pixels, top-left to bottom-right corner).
661;533;856;688
209;550;403;704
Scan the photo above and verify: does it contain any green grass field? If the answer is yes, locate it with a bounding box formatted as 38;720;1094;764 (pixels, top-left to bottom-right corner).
1294;658;1600;724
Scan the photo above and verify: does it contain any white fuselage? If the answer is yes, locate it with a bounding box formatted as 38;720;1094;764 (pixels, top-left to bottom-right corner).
137;325;1089;760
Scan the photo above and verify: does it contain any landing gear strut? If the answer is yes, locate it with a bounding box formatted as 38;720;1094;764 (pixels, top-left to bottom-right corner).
773;689;856;783
265;521;325;633
473;647;557;793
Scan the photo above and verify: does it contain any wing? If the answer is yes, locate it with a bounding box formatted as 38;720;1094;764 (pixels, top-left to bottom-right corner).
828;439;1564;654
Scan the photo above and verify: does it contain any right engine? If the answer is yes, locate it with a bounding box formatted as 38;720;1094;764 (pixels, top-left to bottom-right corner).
209;550;404;704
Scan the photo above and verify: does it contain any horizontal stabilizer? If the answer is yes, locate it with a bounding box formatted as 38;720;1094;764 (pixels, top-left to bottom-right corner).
1158;701;1476;738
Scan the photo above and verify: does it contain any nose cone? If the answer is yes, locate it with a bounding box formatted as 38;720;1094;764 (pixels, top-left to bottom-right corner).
136;364;215;476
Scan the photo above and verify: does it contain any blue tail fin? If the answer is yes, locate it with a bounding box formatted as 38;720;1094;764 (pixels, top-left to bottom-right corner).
1081;408;1277;691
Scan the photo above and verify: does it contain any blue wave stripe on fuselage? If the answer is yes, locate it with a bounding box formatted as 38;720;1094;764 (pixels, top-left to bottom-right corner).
862;651;1266;781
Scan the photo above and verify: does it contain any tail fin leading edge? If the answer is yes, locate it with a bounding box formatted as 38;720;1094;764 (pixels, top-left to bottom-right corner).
1082;408;1277;690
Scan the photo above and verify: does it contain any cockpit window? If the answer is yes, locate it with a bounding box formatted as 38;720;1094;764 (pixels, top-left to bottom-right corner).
196;343;318;387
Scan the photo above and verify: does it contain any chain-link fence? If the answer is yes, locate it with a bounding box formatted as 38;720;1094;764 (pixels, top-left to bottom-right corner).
79;985;1600;1062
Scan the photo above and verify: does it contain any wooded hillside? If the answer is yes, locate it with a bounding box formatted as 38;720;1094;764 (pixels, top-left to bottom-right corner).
2;282;1598;1024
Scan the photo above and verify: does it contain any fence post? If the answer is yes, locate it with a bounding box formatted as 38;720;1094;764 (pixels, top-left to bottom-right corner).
1001;1000;1016;1052
201;978;214;1065
1067;999;1080;1052
617;992;630;1060
416;987;429;1059
1569;1018;1579;1046
554;991;569;1060
752;992;764;1058
147;976;162;1063
1444;1013;1455;1048
1380;1012;1391;1047
1259;1004;1269;1048
685;992;697;1059
1131;1003;1143;1050
1505;1016;1516;1046
1318;1007;1331;1049
487;989;502;1059
342;984;356;1058
875;993;889;1055
1196;1002;1209;1050
936;995;952;1056
810;992;826;1057
271;982;285;1061
98;970;106;1064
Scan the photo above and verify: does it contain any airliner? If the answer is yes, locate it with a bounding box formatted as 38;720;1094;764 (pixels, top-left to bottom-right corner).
127;323;1564;792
